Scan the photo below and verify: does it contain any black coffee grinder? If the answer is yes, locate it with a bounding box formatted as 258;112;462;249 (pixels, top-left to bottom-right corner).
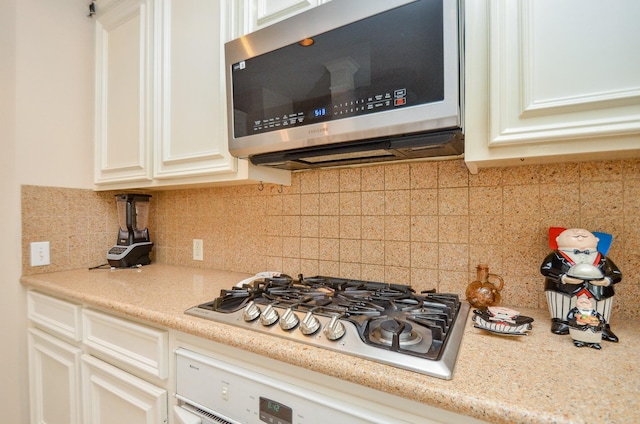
107;194;153;268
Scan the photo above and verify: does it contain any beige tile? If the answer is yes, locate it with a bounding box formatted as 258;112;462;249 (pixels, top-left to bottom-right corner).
340;215;362;239
282;236;301;258
300;237;319;259
340;239;361;263
300;259;320;277
468;215;503;245
282;193;301;215
299;170;320;193
300;193;319;216
579;160;624;182
410;268;439;293
362;216;385;240
499;275;540;309
361;166;385;191
439;187;469;215
385;241;411;267
468;244;503;274
540;183;580;216
437;270;468;296
318;238;340;262
385;163;411;190
362;190;385;216
438;243;469;271
438;160;469;188
438;216;469;244
622;158;640;179
361;264;385;282
319;192;340;216
502;164;540;185
282;215;300;237
580;180;623;216
469;186;502;215
503;185;540;216
318;169;340;193
319;215;340;238
282;257;301;275
340;192;361;215
410;215;438;242
384;266;410;284
410;162;438;189
339;168;362;192
624;178;640;214
410;189;438;215
300;216;319;238
319;260;340;276
411;242;438;269
385;215;410;241
469;167;503;187
362;240;385;265
538;162;580;184
339;262;362;280
385;190;410;215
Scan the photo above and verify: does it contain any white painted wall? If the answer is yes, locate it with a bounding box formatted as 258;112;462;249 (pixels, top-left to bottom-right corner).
0;0;24;421
1;0;95;421
15;0;95;188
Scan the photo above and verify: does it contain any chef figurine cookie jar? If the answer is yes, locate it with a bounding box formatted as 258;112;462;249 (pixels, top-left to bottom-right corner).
540;227;622;347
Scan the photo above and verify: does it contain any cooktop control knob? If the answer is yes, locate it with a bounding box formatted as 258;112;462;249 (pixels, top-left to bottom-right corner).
279;308;299;330
323;315;346;341
243;301;261;322
300;312;320;335
260;304;279;326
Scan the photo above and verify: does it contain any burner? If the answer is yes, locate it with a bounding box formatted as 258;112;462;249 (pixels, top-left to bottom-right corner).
369;319;422;347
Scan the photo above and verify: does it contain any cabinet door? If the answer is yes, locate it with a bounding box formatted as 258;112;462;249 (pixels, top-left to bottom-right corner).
240;0;331;34
28;328;83;424
154;0;240;179
464;0;640;173
82;354;167;424
94;0;154;185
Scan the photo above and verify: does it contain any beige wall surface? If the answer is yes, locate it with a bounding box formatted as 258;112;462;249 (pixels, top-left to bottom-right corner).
5;0;96;422
22;158;640;321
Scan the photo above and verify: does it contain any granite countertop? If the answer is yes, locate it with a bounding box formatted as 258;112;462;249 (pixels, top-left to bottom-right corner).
21;264;640;424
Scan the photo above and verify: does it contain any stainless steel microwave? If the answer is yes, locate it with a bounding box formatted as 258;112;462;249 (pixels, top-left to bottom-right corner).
225;0;463;170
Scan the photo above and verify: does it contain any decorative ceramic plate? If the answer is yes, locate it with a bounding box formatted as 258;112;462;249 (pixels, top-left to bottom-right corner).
472;307;534;336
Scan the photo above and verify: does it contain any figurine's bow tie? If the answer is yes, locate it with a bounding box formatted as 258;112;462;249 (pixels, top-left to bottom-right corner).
573;249;591;254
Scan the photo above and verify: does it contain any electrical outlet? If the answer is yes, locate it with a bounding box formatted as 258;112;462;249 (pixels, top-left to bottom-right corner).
193;239;203;261
30;241;51;266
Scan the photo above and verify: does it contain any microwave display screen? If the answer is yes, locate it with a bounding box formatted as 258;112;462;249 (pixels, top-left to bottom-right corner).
230;0;444;138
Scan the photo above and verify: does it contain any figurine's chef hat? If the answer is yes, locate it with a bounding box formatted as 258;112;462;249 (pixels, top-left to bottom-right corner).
548;227;613;255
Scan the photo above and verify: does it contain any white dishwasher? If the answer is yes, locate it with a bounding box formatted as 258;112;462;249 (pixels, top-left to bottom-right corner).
175;348;420;424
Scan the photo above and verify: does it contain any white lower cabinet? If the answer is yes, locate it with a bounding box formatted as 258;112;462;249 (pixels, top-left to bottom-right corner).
28;328;83;424
82;354;167;424
27;291;169;424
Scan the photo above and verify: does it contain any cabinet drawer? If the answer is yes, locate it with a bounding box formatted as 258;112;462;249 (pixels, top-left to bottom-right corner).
27;291;82;341
83;309;168;379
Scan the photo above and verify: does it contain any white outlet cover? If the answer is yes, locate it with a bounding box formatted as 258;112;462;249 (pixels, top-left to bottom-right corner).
30;241;51;266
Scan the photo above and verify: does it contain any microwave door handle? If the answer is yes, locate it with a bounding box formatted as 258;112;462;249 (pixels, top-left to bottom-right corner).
173;405;202;424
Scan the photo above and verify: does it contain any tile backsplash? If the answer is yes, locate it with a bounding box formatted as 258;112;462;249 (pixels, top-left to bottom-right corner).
22;159;640;318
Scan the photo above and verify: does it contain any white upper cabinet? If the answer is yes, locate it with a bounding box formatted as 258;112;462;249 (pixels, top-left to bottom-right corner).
94;0;290;190
236;0;331;36
153;0;236;180
464;0;640;173
94;0;153;185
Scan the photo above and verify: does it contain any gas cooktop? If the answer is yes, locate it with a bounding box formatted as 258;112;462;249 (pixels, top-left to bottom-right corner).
185;273;470;380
